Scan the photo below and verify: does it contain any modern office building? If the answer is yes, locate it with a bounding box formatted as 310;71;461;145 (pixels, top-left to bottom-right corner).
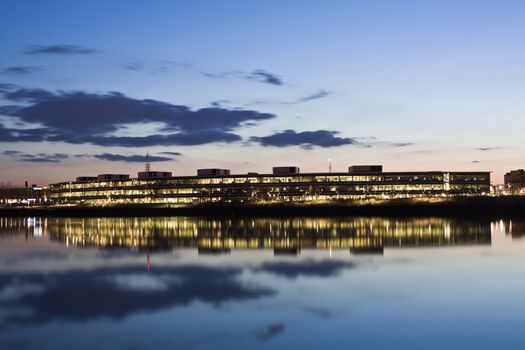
504;169;525;195
48;165;491;206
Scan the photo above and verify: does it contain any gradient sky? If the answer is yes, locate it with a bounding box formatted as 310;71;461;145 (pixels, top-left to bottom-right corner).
1;0;525;185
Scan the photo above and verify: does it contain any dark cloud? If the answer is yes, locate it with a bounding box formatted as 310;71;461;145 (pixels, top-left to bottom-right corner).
24;45;97;55
3;150;68;163
0;87;275;147
0;83;15;92
1;66;43;75
3;150;21;156
0;124;47;142
91;153;173;162
3;88;56;102
0;265;274;326
249;70;283;86
256;259;356;279
250;130;357;149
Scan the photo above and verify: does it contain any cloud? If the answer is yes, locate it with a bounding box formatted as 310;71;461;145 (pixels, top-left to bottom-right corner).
290;89;331;104
159;151;182;156
209;99;231;108
0;83;15;92
256;259;356;279
476;147;502;151
90;153;173;162
1;66;43;75
390;142;414;147
244;89;332;107
254;323;286;340
24;45;98;55
202;69;284;86
248;70;283;86
0;87;276;147
0;265;274;326
3;150;68;163
124;61;193;74
250;130;358;149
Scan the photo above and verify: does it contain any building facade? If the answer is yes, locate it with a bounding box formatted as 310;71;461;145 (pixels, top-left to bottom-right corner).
504;169;525;195
49;166;491;206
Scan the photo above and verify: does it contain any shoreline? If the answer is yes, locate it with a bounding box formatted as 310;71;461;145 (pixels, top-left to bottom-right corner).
1;196;525;218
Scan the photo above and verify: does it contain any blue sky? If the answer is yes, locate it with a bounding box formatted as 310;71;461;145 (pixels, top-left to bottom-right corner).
1;0;525;185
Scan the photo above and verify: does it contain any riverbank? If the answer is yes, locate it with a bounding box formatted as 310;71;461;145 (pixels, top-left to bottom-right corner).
1;196;525;218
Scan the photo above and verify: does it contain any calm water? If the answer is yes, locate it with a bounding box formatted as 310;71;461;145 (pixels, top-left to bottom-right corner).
0;216;524;350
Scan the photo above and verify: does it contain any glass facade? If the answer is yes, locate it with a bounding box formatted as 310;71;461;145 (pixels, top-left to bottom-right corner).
48;171;491;205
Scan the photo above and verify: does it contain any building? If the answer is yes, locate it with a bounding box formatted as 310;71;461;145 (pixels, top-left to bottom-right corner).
504;169;525;195
48;165;491;206
0;185;47;206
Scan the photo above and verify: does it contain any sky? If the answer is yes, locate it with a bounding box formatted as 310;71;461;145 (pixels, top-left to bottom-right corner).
1;0;525;185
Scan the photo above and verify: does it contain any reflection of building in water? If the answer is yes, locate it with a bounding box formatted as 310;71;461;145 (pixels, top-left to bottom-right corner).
0;217;491;251
498;219;525;238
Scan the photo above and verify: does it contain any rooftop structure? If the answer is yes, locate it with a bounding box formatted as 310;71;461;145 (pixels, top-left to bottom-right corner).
138;171;172;179
97;174;130;181
197;168;231;176
349;165;382;173
273;166;300;174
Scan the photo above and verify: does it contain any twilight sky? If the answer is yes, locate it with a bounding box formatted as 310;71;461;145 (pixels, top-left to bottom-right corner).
1;0;525;185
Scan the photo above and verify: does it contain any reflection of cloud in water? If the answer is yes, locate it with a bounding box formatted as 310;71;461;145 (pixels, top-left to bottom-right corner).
301;305;333;319
0;265;274;327
108;273;182;292
205;322;286;344
254;322;286;340
256;259;356;279
5;251;68;266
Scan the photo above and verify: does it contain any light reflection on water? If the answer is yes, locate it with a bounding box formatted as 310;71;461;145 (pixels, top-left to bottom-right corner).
0;216;524;350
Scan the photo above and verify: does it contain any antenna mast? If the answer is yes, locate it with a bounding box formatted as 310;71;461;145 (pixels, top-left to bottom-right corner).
145;151;151;172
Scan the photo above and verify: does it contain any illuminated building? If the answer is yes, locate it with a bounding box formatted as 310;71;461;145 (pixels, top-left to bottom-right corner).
504;169;525;195
0;185;47;205
49;165;491;206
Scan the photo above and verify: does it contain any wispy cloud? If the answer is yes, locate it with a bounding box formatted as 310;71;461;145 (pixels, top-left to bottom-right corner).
289;89;331;104
248;70;283;86
124;60;193;74
201;69;284;86
390;142;414;147
1;66;43;75
3;150;68;163
476;147;503;151
159;151;182;156
24;45;98;55
76;153;175;162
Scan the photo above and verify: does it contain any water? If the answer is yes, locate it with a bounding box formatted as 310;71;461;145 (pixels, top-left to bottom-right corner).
0;216;524;350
